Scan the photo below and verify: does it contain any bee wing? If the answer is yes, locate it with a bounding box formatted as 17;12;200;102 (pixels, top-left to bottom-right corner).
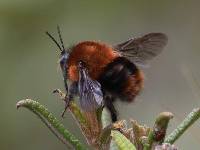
78;64;103;111
114;33;168;65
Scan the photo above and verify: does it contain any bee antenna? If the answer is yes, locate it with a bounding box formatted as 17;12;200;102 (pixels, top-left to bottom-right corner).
46;31;62;52
57;25;65;51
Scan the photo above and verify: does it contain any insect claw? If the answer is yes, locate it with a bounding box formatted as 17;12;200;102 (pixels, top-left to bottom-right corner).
61;106;68;118
61;95;71;118
52;89;66;100
52;88;59;93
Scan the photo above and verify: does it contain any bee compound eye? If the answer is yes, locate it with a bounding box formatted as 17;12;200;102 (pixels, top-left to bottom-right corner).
60;58;65;66
78;60;85;68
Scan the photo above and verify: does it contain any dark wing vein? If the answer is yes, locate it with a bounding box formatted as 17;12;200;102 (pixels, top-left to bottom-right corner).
78;66;103;111
114;33;168;65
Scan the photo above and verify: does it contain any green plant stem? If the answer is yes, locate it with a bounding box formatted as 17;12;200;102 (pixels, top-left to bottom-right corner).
143;112;173;150
143;130;153;150
69;101;88;127
164;108;200;144
16;99;86;150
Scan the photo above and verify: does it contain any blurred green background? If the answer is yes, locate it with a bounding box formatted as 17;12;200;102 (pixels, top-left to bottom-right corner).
1;0;200;149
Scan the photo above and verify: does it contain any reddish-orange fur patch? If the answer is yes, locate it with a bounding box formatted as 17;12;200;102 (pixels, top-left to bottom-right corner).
122;70;144;101
67;41;120;81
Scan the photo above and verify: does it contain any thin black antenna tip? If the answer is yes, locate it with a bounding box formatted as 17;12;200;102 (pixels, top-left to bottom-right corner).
57;25;65;51
46;31;62;52
45;31;51;37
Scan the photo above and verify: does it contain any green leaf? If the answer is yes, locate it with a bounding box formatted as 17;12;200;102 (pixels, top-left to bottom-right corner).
110;139;119;150
16;99;86;150
111;130;136;150
165;108;200;144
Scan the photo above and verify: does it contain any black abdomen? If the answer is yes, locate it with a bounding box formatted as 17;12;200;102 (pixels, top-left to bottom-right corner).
98;57;138;96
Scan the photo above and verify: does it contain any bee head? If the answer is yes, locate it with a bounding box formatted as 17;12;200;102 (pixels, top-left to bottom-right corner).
59;50;69;70
46;26;69;70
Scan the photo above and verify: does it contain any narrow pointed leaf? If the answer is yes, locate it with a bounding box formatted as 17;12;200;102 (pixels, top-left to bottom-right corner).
165;108;200;144
111;130;136;150
16;99;86;150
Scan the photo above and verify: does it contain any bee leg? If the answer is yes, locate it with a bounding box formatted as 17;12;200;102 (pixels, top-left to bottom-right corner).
52;89;68;117
53;82;78;117
61;82;78;118
52;89;66;100
61;96;70;118
104;95;118;122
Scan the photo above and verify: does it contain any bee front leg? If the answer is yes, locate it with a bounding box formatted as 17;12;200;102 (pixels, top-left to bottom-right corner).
62;81;78;117
53;82;78;117
52;89;69;117
53;89;66;100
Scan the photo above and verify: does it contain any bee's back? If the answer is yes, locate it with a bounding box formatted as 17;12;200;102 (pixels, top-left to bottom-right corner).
67;41;119;81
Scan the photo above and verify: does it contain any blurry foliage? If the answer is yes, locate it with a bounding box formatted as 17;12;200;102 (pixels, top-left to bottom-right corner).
17;98;200;149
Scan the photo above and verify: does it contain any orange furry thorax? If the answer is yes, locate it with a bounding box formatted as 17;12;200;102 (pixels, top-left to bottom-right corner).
67;41;120;81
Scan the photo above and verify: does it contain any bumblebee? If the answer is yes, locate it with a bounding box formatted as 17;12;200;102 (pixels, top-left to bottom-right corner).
46;26;167;122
